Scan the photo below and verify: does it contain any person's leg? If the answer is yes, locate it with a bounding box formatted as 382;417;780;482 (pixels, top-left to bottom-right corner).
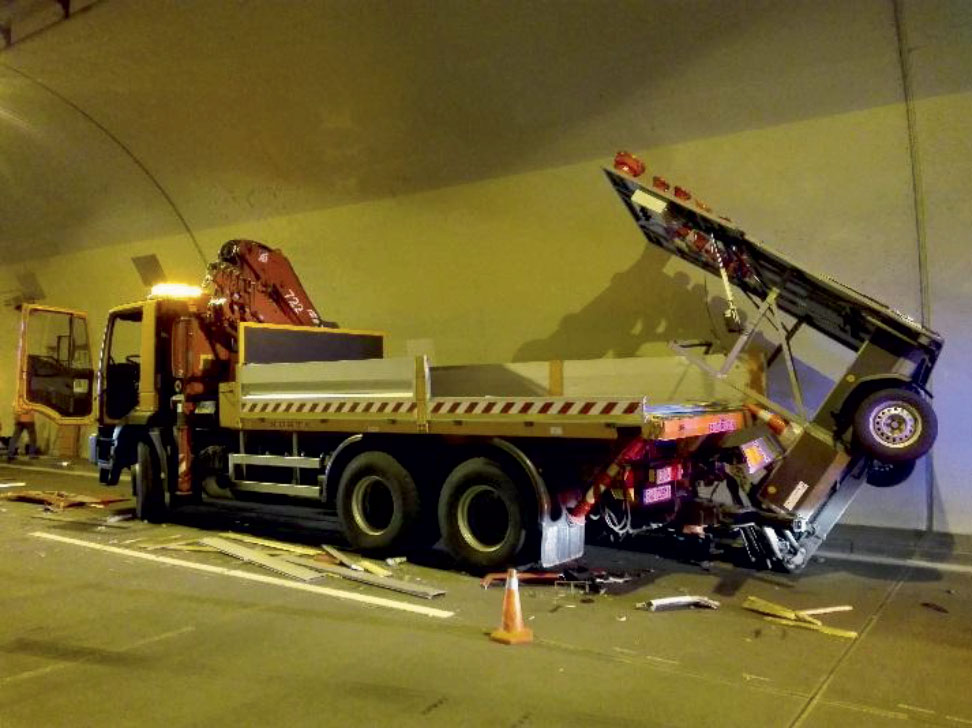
26;423;37;457
7;424;23;460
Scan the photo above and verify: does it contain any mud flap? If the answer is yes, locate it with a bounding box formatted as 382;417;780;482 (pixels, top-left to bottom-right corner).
539;514;585;568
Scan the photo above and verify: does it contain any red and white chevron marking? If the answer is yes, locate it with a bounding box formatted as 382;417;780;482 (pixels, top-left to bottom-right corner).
428;398;643;417
241;399;416;416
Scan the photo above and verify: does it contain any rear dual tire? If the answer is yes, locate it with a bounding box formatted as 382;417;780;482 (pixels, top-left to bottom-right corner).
438;458;525;570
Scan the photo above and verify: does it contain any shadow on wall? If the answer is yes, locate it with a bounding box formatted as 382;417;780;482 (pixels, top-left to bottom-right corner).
513;248;721;363
512;244;838;420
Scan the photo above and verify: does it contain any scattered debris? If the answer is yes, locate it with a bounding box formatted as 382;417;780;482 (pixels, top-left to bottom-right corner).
921;601;950;614
744;595;858;639
283;556;445;599
763;616;858;639
637;596;720;612
219;532;323;556
1;490;128;511
319;544;392;577
385;556;407;566
798;605;853;616
31;512;134;529
201;537;321;581
742;596;821;625
320;544;365;571
481;571;562;589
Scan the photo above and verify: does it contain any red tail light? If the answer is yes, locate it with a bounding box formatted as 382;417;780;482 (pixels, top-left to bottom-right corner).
613;151;645;177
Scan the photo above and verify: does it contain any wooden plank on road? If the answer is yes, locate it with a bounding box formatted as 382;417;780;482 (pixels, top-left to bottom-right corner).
283;556;445;599
202;537;321;581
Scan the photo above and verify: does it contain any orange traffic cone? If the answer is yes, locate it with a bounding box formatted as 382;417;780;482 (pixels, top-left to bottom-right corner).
490;568;533;645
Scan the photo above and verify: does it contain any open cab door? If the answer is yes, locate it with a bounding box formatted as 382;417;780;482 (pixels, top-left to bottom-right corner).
15;304;95;424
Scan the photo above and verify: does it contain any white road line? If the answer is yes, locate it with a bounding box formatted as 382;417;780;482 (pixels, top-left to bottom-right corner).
30;532;454;619
816;549;972;576
0;482;26;488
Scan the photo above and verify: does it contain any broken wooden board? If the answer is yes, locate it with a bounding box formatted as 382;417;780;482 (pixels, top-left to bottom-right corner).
31;512;136;529
3;490;129;510
219;532;323;556
283;556;445;599
320;544;364;571
319;544;393;577
799;605;853;616
201;537;321;581
764;616;858;639
742;596;822;625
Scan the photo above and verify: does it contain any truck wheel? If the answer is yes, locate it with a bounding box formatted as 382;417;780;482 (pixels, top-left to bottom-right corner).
133;441;167;523
853;388;937;463
866;459;915;488
438;458;524;570
336;451;420;551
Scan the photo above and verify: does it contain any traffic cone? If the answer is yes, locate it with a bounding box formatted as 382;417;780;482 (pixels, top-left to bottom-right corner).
490;568;533;645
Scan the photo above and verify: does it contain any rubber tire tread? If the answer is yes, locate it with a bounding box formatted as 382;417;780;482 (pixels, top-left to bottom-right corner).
853;388;937;463
438;458;523;571
336;451;420;552
134;441;167;523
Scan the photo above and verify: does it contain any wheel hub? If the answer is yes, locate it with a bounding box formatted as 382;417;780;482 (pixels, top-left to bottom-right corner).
871;404;921;448
351;475;395;536
457;484;511;553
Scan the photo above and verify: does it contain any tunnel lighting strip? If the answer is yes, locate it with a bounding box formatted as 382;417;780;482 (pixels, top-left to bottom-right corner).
31;532;454;619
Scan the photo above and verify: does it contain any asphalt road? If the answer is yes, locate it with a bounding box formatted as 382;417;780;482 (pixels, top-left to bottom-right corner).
1;462;970;727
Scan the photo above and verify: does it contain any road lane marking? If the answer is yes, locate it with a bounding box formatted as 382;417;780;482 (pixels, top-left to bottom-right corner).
30;532;454;619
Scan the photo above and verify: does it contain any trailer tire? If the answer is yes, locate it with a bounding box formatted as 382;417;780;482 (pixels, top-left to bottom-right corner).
336;451;420;552
133;441;166;523
853;388;937;463
438;458;524;570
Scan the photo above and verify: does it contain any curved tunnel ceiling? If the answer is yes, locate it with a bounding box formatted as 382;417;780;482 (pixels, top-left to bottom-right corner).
1;0;967;261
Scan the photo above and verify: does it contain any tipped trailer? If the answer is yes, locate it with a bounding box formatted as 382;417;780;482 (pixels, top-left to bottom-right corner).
604;154;943;569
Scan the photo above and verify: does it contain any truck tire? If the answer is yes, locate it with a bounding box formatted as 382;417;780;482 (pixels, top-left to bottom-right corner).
853;388;937;463
336;451;420;551
133;441;167;523
438;458;524;570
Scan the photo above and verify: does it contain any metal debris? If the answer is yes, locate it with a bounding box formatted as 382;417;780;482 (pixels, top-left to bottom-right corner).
637;596;721;612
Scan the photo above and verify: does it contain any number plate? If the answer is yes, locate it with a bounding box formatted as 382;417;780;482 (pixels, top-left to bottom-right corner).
643;484;673;505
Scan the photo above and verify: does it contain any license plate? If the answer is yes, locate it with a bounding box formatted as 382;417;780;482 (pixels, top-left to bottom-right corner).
643;484;673;505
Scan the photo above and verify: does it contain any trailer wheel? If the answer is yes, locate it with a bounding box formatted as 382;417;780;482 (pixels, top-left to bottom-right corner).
853;388;937;463
133;441;166;523
438;458;524;570
336;451;420;551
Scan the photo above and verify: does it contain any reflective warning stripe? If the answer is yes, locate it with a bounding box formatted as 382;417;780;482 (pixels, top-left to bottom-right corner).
240;397;644;418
